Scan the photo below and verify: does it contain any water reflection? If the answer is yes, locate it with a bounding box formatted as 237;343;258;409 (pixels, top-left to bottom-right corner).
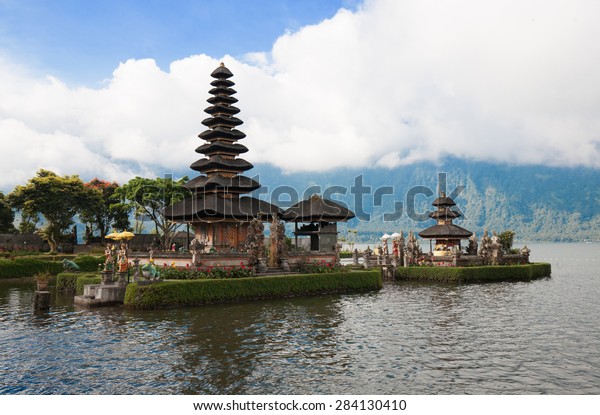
1;243;600;394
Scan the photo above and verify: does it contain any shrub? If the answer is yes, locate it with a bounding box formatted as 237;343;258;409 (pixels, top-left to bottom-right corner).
73;255;104;272
0;258;63;279
292;259;345;274
124;270;382;309
395;262;551;283
159;264;254;280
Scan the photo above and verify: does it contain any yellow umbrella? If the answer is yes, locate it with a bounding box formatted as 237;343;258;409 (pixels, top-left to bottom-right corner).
105;232;119;240
118;231;135;241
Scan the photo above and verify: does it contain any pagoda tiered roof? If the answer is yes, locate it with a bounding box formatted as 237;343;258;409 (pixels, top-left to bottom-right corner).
164;63;280;222
419;192;472;240
184;63;264;195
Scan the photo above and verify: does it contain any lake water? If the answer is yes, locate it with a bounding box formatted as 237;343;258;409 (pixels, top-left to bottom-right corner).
1;243;599;394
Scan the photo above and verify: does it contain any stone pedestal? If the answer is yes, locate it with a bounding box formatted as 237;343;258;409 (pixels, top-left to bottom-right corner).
132;258;141;282
34;291;50;310
352;249;359;266
281;258;291;272
116;271;128;287
101;270;113;285
381;265;396;281
257;258;267;273
74;284;127;307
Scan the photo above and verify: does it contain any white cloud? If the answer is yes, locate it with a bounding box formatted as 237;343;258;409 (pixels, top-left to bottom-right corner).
1;0;600;191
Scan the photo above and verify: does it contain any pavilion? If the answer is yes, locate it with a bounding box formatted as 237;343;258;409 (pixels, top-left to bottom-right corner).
282;194;355;252
418;192;472;254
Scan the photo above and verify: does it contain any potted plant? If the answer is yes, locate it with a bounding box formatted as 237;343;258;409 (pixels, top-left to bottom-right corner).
34;270;52;291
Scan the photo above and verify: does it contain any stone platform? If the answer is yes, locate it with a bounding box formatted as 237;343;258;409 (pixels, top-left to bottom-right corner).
74;284;127;307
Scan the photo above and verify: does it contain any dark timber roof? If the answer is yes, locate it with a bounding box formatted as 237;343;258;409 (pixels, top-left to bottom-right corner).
432;193;457;207
282;195;355;222
165;194;281;221
418;224;473;239
165;62;278;220
429;208;462;220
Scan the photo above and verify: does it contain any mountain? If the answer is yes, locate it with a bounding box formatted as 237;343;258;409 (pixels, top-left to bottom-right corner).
231;158;600;242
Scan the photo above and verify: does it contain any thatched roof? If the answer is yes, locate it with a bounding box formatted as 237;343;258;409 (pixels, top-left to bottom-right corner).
418;223;472;239
164;194;281;222
282;194;355;222
184;175;259;193
432;194;456;207
429;208;462;220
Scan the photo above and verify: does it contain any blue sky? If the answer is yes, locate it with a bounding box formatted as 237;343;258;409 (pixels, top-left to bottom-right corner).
0;0;357;85
0;0;599;191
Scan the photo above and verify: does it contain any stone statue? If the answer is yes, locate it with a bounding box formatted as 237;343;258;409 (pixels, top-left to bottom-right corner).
406;231;422;265
103;243;114;272
490;231;502;265
189;237;203;266
117;243;128;272
467;233;478;255
268;214;286;268
245;215;265;268
363;246;372;269
479;230;492;264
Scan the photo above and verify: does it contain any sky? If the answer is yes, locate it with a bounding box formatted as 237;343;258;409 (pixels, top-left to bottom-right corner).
1;0;599;191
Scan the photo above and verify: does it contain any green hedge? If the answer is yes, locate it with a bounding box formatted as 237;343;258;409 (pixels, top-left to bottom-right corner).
56;272;100;293
0;255;104;279
124;270;382;310
395;262;551;283
73;256;104;272
0;258;64;279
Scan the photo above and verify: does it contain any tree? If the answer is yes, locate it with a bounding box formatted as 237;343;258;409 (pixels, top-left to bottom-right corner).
18;211;38;234
8;169;91;252
498;230;516;254
80;178;131;242
0;192;17;233
117;175;189;249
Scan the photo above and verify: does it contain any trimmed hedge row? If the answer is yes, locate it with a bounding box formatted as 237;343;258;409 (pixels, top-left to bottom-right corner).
0;255;104;279
56;272;101;294
395;262;551;283
72;256;104;272
124;270;382;310
0;258;63;279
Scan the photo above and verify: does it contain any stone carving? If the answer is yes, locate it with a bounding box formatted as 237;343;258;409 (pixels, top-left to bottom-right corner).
245;215;265;269
467;233;478;255
490;231;502;265
479;230;492;264
268;214;287;268
406;231;422;265
189;237;205;266
363;246;372;269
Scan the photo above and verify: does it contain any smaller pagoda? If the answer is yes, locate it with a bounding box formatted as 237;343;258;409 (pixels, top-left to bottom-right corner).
282;194;355;252
418;192;472;254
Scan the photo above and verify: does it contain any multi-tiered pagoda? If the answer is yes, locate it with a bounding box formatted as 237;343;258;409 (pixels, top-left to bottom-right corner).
418;192;472;252
165;63;280;252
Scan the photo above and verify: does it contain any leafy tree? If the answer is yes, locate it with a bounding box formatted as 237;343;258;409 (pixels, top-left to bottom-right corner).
8;169;92;252
18;211;38;234
498;230;516;254
80;178;131;242
0;192;17;233
117;175;189;249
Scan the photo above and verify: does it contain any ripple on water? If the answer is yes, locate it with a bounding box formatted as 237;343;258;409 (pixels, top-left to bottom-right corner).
2;244;600;394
